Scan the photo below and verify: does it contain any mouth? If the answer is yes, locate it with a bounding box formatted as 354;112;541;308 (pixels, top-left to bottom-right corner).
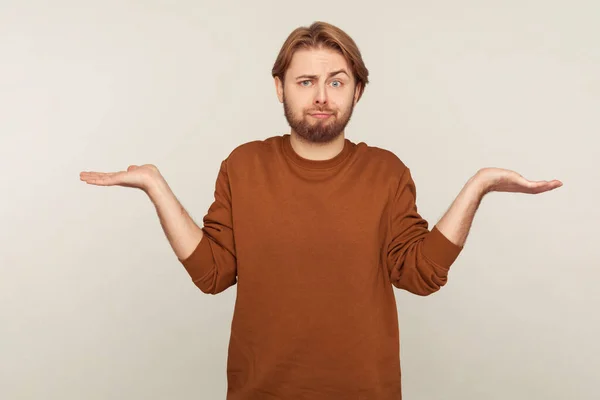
309;113;333;119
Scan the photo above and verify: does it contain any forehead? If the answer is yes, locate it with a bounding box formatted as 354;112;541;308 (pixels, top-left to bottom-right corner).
287;47;350;76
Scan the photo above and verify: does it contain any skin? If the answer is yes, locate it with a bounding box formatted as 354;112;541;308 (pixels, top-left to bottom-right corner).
274;46;361;161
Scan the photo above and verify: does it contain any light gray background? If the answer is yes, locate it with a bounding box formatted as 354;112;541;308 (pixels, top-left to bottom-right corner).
1;1;598;399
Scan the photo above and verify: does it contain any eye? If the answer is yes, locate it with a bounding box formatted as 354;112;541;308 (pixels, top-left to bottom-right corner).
298;79;343;88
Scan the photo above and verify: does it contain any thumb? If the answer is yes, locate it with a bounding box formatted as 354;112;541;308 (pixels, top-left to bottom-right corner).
127;165;139;172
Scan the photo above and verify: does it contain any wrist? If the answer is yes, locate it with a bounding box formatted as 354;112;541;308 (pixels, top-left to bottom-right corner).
467;173;490;198
145;175;169;200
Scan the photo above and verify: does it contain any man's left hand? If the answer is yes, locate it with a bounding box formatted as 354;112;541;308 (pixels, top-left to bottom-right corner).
473;167;563;195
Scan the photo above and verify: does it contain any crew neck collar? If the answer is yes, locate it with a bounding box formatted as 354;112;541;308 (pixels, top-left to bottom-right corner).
281;134;353;170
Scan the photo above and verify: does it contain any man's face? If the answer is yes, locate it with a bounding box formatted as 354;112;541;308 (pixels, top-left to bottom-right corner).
275;47;360;144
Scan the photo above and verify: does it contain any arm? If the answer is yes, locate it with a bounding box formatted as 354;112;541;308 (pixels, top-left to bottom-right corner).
387;167;562;296
147;177;205;260
80;161;237;294
148;161;238;294
436;167;563;247
170;159;238;294
432;174;485;248
386;167;463;296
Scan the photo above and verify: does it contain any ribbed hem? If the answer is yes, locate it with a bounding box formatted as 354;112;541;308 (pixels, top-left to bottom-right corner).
421;226;464;269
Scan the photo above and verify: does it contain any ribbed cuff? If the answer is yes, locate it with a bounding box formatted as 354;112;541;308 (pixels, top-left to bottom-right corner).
421;226;464;269
178;233;214;282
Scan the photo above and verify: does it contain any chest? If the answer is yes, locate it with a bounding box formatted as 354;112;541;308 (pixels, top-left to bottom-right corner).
233;178;391;269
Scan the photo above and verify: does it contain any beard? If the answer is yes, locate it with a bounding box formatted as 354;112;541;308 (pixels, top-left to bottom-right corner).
282;92;355;144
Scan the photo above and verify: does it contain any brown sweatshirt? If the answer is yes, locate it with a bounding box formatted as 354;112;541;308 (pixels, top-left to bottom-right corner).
179;134;463;399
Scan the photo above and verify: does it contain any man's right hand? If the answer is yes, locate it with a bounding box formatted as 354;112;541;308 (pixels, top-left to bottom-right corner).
79;164;162;193
80;163;204;261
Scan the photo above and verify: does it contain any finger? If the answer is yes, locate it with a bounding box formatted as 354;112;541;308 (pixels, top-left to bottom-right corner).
525;179;562;187
531;181;561;194
516;175;535;187
520;179;542;190
80;172;101;181
80;171;122;179
535;180;562;189
80;171;110;178
82;171;125;185
80;173;108;182
83;175;114;185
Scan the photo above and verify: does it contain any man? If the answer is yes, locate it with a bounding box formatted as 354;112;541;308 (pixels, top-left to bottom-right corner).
80;21;562;400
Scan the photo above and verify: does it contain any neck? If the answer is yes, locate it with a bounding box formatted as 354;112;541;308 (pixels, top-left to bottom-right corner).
289;131;346;161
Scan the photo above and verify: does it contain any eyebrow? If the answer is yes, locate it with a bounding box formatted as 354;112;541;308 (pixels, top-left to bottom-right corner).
294;69;350;80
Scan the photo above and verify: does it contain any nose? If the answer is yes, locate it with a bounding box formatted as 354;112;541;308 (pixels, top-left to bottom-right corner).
313;84;328;106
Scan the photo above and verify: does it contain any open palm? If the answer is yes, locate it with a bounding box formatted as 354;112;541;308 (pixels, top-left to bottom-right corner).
79;164;160;192
477;167;563;194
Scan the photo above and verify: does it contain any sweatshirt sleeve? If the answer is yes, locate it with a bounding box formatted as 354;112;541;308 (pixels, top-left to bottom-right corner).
386;167;463;296
178;159;237;295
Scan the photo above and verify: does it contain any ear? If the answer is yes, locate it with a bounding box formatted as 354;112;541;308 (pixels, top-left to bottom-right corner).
274;76;284;103
353;82;362;105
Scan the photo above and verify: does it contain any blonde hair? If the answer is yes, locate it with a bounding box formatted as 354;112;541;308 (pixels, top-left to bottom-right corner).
271;21;370;102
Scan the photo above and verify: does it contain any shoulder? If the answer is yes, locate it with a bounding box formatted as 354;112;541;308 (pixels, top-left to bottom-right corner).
358;141;409;179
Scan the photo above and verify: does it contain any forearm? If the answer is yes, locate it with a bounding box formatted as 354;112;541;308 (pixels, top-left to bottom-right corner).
434;174;487;248
146;177;204;260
